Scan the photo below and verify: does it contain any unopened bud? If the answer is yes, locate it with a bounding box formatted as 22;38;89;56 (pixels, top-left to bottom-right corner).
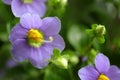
70;55;79;65
95;25;106;36
53;57;68;69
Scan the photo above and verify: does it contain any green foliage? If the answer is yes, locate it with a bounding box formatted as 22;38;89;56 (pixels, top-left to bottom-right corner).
1;0;120;80
50;49;68;69
67;24;91;54
45;0;67;17
86;24;106;44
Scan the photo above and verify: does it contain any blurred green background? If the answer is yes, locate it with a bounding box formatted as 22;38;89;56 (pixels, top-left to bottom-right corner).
1;0;120;80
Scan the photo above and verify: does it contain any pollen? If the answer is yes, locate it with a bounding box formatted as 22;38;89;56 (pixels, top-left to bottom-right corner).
98;74;110;80
27;29;44;47
22;0;33;4
27;29;43;42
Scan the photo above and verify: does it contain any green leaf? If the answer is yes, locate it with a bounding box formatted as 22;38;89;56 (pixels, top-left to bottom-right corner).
68;25;87;51
95;36;105;44
86;29;94;36
44;71;63;80
91;24;97;30
53;48;61;58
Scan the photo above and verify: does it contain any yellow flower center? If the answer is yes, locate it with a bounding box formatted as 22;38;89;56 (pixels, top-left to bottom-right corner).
98;74;110;80
27;29;44;48
27;28;53;48
22;0;33;4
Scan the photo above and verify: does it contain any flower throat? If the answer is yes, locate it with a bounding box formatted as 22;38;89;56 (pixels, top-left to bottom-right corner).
98;74;109;80
22;0;33;4
27;29;53;48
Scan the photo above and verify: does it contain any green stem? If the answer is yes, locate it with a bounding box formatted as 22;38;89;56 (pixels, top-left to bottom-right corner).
84;37;94;54
67;65;75;80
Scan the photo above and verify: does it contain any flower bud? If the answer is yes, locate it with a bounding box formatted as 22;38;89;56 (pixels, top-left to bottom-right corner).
53;57;68;69
70;55;79;65
95;25;106;36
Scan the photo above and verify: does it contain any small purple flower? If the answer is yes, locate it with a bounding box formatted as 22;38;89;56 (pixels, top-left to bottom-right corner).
78;53;120;80
81;56;87;62
9;13;65;69
2;0;46;17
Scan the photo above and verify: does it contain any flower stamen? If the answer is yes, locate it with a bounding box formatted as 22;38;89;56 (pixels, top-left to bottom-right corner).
27;29;44;47
27;29;53;48
42;36;54;43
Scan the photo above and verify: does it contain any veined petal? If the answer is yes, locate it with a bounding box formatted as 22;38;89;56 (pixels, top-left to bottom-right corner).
95;53;110;73
29;45;52;69
78;65;99;80
42;44;54;55
41;17;61;35
20;13;42;29
12;0;46;17
9;24;28;43
27;1;46;17
11;39;31;61
6;59;18;68
106;65;120;80
2;0;12;5
11;0;28;17
47;35;65;51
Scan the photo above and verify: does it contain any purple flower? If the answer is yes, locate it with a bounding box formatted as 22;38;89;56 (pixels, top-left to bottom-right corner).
9;13;65;69
2;0;46;17
78;53;120;80
6;59;18;68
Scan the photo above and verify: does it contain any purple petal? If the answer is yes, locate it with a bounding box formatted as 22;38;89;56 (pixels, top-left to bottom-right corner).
12;0;46;17
78;65;99;80
6;59;18;68
29;45;53;69
11;0;28;17
9;24;28;43
41;17;61;35
27;1;46;17
2;0;12;5
11;39;31;61
95;53;110;73
36;0;46;2
48;35;65;51
106;65;120;80
20;13;42;29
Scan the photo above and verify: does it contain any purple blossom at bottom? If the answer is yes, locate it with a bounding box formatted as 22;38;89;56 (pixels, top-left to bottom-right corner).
9;13;65;69
2;0;46;17
78;53;120;80
6;59;18;68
